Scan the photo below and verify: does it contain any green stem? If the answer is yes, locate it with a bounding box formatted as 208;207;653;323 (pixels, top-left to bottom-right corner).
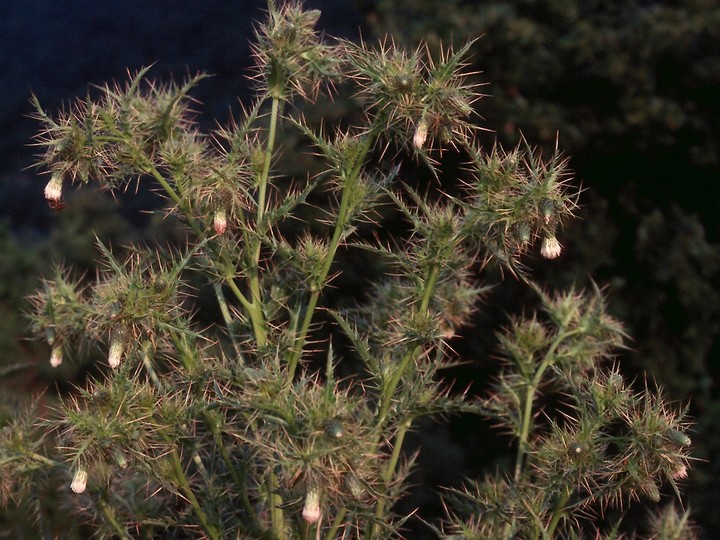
375;263;440;427
203;412;268;538
213;282;243;356
267;468;287;540
169;449;220;540
240;96;281;348
325;506;348;540
286;130;376;379
513;328;582;482
545;491;570;539
364;262;442;538
257;96;280;225
503;328;582;540
367;419;412;539
97;494;132;540
140;341;164;392
146;161;267;347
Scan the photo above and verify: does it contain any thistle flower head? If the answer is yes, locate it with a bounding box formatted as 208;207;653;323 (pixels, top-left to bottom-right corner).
252;1;338;99
302;485;321;524
413;119;428;149
108;333;124;369
44;172;64;202
50;345;63;368
346;37;482;149
70;467;87;494
213;209;228;235
541;234;563;259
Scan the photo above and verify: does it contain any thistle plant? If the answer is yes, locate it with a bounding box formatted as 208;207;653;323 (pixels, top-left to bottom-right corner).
1;1;694;538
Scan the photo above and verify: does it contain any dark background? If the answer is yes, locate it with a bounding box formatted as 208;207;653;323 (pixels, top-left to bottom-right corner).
0;0;364;232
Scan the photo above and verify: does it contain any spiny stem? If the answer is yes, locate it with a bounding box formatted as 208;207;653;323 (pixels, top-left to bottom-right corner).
140;341;164;392
368;418;412;538
97;494;132;540
513;327;582;482
325;507;348;540
257;96;280;225
203;411;267;538
545;491;570;539
286;129;377;379
375;263;440;427
244;95;282;348
145;160;267;347
268;468;287;540
169;448;220;540
212;282;242;356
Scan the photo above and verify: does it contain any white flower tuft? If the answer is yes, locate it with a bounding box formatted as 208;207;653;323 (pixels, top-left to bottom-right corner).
44;173;63;202
108;335;124;369
213;209;228;235
413;120;428;149
50;345;63;368
302;487;321;524
70;467;88;494
541;234;562;259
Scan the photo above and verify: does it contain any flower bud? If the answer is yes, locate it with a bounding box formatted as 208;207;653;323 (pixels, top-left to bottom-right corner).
50;345;63;368
71;467;88;494
413;120;428;149
44;172;63;203
213;209;228;235
302;486;321;524
108;334;124;369
113;448;128;469
640;479;661;502
344;473;365;499
541;234;562;259
323;419;344;440
516;222;532;244
542;199;554;224
670;463;688;480
666;429;691;447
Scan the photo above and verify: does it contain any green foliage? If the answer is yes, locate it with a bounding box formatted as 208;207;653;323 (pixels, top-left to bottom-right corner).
0;1;695;538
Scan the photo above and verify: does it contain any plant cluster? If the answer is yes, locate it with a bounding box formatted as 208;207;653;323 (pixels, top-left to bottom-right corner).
0;1;694;538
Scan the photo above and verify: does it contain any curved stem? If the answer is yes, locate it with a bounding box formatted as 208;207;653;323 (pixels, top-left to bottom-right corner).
146;161;267;346
375;263;440;427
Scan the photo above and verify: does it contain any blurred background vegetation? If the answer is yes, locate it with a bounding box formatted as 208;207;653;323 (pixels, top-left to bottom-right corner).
1;0;719;535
